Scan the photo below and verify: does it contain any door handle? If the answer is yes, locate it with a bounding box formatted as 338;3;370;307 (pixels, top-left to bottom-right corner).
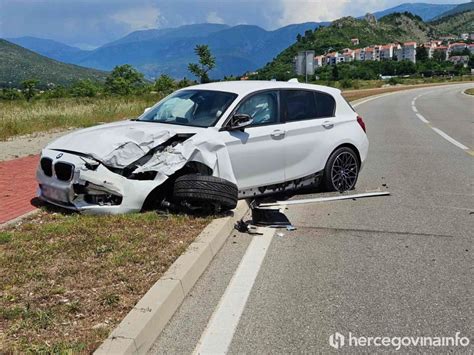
271;129;286;138
322;121;334;129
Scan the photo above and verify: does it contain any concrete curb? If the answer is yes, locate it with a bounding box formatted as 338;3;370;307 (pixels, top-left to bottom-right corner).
95;200;250;355
0;209;39;230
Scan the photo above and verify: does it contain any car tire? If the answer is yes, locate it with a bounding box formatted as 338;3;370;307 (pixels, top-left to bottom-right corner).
173;174;238;212
322;147;360;192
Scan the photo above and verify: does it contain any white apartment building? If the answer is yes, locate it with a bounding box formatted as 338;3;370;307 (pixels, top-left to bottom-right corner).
394;42;416;63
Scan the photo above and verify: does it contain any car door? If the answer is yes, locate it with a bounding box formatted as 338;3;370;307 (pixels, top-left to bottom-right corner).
220;90;286;191
281;89;337;181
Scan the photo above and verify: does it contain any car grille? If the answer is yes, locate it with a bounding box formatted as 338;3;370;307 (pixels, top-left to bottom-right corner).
54;162;74;181
40;158;53;177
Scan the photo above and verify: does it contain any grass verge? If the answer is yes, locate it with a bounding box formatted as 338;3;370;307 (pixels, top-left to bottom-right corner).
0;94;161;141
0;209;210;352
464;88;474;96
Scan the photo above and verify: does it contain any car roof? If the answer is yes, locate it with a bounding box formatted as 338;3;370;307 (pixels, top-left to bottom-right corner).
180;80;342;97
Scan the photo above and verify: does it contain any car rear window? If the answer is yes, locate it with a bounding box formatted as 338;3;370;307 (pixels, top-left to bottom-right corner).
282;90;336;122
314;92;336;118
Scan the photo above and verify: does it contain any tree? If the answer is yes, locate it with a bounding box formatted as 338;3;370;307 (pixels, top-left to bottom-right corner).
177;77;194;89
331;65;339;81
188;45;216;83
416;45;429;62
105;64;145;95
71;79;100;97
432;51;446;63
21;79;39;101
1;88;23;100
154;74;176;95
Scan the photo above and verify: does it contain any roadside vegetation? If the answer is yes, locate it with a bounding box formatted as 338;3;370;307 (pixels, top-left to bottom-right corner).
0;209;210;352
465;88;474;95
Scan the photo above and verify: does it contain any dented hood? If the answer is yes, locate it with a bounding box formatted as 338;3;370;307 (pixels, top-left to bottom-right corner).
47;120;207;168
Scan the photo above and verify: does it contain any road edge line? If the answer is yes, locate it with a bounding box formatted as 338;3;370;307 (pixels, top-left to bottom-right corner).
94;200;250;355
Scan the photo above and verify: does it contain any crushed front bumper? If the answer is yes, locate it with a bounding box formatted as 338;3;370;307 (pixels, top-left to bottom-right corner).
36;149;160;214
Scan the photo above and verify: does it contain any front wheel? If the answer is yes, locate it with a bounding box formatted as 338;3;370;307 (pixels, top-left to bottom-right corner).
173;174;238;213
322;147;360;192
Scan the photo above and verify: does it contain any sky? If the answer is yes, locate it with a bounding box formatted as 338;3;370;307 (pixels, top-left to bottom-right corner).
0;0;466;49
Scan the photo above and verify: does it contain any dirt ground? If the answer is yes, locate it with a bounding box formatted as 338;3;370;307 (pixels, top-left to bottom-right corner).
0;129;74;162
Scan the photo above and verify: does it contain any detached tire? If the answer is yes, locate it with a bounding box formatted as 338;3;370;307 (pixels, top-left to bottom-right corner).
322;147;360;192
173;174;238;211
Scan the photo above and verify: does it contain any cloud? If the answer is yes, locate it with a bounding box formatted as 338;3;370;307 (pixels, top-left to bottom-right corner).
111;4;162;31
206;11;225;24
277;0;380;25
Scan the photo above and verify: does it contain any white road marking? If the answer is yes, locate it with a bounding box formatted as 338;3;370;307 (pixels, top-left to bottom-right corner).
431;127;470;150
193;228;275;355
415;113;429;123
352;92;394;108
411;93;472;153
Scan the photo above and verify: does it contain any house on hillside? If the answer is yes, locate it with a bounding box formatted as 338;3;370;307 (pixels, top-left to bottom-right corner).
364;47;375;61
314;55;324;68
351;38;360;46
394;42;416;63
449;42;467;54
379;44;397;61
448;56;469;67
354;48;365;61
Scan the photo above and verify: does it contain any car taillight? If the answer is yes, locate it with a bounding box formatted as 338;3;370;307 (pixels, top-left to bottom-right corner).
357;116;366;133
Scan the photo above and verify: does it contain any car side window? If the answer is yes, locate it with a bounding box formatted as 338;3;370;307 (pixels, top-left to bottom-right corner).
235;91;278;126
283;90;317;122
314;92;336;118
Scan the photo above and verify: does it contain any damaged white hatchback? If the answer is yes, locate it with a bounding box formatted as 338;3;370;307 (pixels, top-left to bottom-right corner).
37;81;369;214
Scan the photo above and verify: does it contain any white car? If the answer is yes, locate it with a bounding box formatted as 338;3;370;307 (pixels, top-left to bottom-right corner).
37;81;368;214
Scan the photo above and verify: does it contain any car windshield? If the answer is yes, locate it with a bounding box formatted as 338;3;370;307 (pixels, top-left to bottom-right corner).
138;90;238;127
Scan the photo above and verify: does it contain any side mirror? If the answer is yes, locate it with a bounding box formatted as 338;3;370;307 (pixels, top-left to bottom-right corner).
225;114;253;131
143;107;152;114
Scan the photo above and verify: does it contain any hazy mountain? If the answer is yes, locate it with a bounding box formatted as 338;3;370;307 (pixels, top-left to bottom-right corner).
74;22;326;79
102;23;231;48
371;3;457;21
432;1;474;20
5;36;90;63
0;39;106;87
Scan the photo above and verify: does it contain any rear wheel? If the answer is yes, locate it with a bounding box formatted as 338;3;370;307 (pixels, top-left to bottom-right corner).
322;147;360;192
173;174;238;213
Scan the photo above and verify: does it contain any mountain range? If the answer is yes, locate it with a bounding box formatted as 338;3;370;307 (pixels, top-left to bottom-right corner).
2;2;473;84
8;22;328;80
0;39;107;87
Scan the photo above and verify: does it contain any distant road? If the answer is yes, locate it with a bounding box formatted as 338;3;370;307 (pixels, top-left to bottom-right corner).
150;83;473;354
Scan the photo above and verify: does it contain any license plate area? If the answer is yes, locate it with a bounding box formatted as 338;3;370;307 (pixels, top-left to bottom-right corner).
41;185;71;203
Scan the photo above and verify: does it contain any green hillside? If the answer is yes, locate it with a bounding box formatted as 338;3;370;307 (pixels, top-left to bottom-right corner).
432;1;474;20
0;39;107;88
255;13;437;80
430;10;474;34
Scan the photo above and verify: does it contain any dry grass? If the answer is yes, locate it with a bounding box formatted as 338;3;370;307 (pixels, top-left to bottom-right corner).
0;209;210;352
464;88;474;96
0;95;161;141
343;80;474;102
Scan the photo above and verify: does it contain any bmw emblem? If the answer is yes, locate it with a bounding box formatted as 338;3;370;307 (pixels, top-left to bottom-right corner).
56;153;63;159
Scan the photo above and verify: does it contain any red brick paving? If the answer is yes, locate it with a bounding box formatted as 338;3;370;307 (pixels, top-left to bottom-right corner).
0;155;39;224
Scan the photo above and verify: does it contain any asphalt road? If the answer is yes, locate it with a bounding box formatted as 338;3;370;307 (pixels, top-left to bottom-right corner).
150;83;473;354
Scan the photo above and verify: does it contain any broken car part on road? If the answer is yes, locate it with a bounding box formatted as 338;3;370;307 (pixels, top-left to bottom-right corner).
236;191;391;234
